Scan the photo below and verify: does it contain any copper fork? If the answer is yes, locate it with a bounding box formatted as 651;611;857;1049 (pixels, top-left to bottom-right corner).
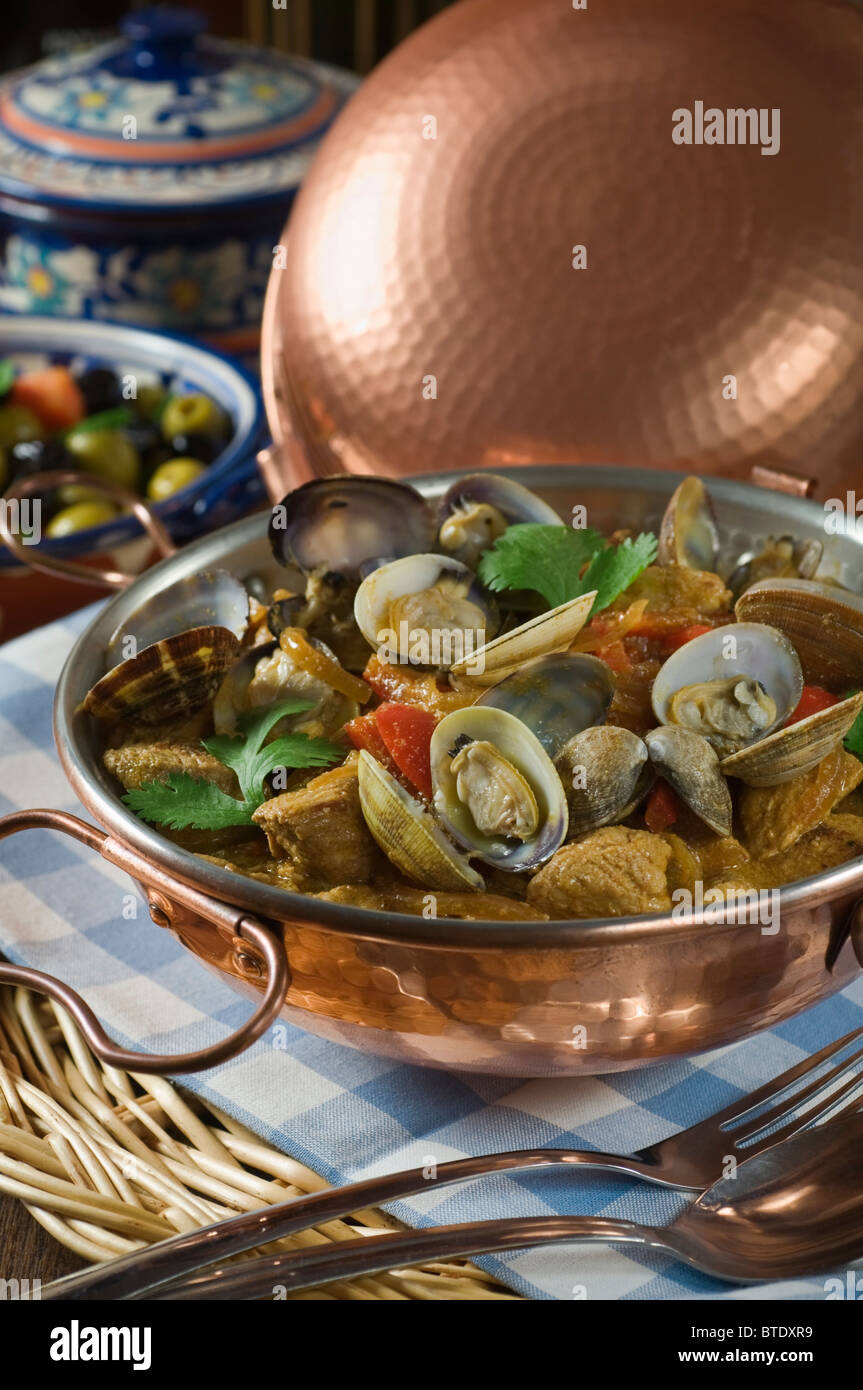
40;1025;863;1301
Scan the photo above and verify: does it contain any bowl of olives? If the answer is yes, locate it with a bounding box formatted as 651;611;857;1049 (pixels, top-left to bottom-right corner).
0;315;265;635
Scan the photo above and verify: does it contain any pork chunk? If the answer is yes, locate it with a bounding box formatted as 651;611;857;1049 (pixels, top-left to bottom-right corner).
738;748;863;858
104;742;239;796
252;761;379;886
526;825;673;919
708;813;863;894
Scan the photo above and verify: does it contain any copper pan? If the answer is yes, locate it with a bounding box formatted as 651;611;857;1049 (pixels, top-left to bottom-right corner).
259;0;863;501
3;467;863;1078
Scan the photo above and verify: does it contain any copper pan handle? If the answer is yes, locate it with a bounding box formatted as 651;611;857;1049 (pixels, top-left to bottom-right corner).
0;810;289;1074
0;470;176;589
749;463;818;498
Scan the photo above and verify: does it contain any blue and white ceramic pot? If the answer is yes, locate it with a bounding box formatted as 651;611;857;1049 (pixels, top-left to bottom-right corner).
0;7;357;355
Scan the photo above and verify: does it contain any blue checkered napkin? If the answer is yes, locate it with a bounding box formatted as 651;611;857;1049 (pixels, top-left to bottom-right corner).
0;604;860;1300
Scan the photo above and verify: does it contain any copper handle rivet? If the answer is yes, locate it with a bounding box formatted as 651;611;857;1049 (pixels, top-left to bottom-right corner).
233;948;264;979
148;896;172;929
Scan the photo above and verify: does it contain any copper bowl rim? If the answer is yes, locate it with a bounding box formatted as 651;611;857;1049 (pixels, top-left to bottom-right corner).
53;464;863;950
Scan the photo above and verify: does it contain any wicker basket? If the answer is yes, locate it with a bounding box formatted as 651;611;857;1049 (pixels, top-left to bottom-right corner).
0;985;516;1300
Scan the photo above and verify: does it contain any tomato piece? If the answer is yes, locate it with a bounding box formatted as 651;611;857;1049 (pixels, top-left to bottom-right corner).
787;685;840;725
376;702;437;801
595;639;631;674
345;712;391;762
660;623;713;654
11;367;86;432
644;780;680;833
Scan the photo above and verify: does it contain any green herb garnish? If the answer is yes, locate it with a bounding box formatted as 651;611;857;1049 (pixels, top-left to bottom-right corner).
62;406;135;437
123;699;342;831
477;524;657;613
0;359;16;397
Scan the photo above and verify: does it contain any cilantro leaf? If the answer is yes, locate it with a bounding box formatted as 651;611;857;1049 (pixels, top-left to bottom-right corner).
247;734;344;796
0;360;15;398
202;698;318;801
123;697;343;831
580;533;658;611
478;525;606;609
124;774;253;830
477;524;657;614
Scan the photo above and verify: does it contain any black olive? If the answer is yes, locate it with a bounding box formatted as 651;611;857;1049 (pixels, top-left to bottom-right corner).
124;418;161;457
9;436;73;480
75;367;122;414
168;431;221;463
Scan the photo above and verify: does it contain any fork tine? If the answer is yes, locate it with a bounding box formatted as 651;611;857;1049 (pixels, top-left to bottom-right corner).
731;1043;863;1144
732;1066;863;1152
707;1025;863;1131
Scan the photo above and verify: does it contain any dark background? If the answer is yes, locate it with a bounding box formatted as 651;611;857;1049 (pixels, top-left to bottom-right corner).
0;1;460;77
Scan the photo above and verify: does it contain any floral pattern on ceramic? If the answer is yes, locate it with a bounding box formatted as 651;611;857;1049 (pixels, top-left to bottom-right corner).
0;231;275;335
14;43;321;145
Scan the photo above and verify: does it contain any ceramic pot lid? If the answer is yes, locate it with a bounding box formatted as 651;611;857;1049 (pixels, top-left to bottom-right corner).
261;0;863;503
0;6;357;212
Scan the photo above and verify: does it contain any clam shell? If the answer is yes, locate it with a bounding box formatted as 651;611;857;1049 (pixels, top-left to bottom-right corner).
721;691;863;786
105;570;249;670
449;592;597;688
657;476;719;571
268;477;434;578
357;750;484;891
735;578;863;688
430;706;568;870
354;553;498;667
85;626;240;723
727;536;823;603
555;725;652;836
437;472;562;566
477;652;615;757
644;725;733;836
652;622;803;747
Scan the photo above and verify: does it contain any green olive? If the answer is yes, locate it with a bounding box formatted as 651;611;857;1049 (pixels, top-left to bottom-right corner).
135;383;168;422
146;458;207;501
0;405;42;450
65;429;141;491
46;500;118;538
161;394;228;442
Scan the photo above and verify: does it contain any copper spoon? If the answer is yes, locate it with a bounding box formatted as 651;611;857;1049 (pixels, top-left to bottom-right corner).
149;1112;863;1298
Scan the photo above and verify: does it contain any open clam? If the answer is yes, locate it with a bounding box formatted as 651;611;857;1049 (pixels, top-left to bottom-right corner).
448;593;597;689
644;726;733;836
477;653;616;757
727;537;823;603
657;476;719;572
652;622;803;757
555;725;652;836
430;706;568;870
436;472;563;568
357;751;484;892
735;578;863;689
268;477;435;581
354;554;498;669
721;691;863;786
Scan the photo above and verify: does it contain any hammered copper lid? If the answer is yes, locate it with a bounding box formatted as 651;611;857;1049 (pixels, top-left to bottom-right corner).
261;0;863;499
